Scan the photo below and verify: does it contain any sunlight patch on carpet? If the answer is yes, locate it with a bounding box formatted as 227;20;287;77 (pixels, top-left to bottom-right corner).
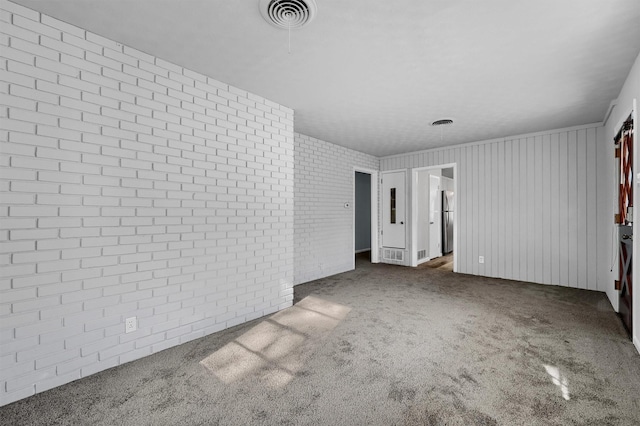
201;296;351;387
543;364;570;400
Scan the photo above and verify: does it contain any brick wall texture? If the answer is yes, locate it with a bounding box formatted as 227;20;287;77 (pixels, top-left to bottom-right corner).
0;0;296;406
293;133;379;285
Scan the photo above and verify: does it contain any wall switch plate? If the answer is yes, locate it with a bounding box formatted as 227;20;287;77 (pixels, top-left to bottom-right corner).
479;256;485;264
125;317;137;334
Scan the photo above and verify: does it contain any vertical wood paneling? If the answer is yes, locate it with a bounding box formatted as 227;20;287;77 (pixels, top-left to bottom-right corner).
379;124;603;290
567;130;578;287
534;136;544;284
456;150;464;271
477;144;485;275
490;143;499;276
485;143;492;276
520;139;529;281
527;137;537;284
586;128;598;290
550;133;560;285
558;132;569;286
512;140;521;280
496;142;505;278
542;134;552;284
473;145;480;275
576;129;588;289
504;141;513;279
467;146;475;273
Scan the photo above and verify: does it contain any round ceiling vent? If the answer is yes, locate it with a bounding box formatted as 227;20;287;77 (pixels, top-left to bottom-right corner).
431;119;454;126
259;0;318;29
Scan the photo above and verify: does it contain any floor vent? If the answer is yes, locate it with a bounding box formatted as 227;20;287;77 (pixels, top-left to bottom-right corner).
418;250;427;260
383;249;404;262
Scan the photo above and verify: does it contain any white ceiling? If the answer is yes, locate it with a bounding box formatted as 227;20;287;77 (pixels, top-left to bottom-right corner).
12;0;640;157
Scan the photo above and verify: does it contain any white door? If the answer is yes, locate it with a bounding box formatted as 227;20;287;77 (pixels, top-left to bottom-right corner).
429;175;442;258
382;171;406;248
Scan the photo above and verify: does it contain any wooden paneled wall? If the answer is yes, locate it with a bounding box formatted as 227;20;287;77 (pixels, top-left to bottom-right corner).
381;124;604;290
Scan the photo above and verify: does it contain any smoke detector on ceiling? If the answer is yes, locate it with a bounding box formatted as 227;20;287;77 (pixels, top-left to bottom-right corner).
431;119;454;126
259;0;318;29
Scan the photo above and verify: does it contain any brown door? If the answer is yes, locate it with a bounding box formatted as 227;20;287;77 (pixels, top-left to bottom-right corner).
619;226;633;336
617;117;634;337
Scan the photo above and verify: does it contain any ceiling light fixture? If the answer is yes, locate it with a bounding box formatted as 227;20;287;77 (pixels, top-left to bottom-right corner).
260;0;318;53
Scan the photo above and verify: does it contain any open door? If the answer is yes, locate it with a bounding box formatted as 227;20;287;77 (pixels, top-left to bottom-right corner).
616;115;634;338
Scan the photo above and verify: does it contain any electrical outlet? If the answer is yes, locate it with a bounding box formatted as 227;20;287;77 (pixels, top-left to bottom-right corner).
479;256;485;264
125;317;137;334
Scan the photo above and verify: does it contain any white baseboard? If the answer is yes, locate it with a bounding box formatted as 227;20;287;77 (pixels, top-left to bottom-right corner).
634;336;640;355
355;248;371;254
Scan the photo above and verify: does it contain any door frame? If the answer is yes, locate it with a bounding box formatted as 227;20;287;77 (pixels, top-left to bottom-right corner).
353;167;379;268
411;163;458;271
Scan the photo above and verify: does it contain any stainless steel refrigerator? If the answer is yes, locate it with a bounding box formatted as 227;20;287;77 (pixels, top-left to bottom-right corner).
441;191;454;254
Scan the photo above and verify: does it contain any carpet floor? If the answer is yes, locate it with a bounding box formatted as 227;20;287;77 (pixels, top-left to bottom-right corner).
2;256;639;425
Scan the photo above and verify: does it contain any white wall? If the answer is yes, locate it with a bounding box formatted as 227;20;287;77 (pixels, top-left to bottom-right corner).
0;1;294;406
382;124;602;290
600;50;640;351
293;133;379;285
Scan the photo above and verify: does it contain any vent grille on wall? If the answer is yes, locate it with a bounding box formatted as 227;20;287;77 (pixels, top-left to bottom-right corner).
259;0;318;29
417;250;427;260
383;249;404;262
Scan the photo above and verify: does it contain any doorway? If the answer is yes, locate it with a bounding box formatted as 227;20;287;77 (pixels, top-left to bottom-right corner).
353;168;379;269
616;113;634;338
355;172;372;263
411;163;457;270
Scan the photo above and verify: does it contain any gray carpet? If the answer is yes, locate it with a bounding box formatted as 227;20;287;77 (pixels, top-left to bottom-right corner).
2;256;640;425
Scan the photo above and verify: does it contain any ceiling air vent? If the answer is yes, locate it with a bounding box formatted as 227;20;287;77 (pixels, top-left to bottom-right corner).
259;0;318;29
431;119;454;126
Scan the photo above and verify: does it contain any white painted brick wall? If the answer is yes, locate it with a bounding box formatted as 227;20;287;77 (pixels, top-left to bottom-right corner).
0;0;294;406
293;133;379;285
